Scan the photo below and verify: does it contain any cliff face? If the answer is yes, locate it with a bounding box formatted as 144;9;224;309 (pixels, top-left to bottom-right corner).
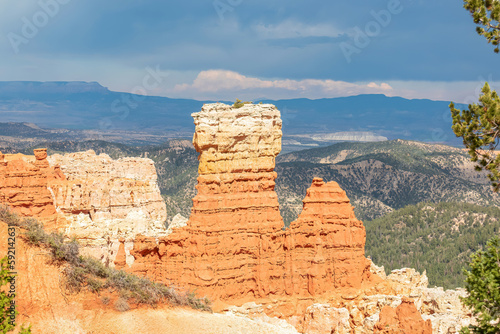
47;150;166;230
0;149;64;230
47;150;167;265
129;103;378;303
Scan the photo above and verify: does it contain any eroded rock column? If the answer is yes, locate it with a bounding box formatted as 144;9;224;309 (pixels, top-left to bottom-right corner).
286;178;376;296
132;103;287;301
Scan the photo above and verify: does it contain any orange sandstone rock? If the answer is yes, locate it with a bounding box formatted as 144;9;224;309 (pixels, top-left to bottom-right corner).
33;148;50;168
374;297;432;334
286;177;377;296
0;149;64;229
114;238;127;270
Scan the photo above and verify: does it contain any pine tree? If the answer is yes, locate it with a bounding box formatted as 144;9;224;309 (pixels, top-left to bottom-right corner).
450;0;500;191
460;237;500;333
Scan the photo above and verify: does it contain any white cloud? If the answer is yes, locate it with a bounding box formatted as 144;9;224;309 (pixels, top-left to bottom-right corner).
253;20;343;39
171;69;393;100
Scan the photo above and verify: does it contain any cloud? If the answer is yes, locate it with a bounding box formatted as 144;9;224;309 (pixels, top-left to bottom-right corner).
172;69;393;100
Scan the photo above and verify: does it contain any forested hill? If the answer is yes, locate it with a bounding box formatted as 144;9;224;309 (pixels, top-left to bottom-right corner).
365;202;500;289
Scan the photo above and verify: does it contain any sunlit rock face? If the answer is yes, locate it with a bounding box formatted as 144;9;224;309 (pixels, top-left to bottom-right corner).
47;150;167;266
0;149;64;230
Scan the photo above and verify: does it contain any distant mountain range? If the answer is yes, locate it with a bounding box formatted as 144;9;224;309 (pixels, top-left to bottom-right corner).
0;81;466;146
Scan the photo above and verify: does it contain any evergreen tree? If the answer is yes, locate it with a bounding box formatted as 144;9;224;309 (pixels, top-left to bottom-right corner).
464;0;500;53
460;238;500;333
450;84;500;191
450;0;500;191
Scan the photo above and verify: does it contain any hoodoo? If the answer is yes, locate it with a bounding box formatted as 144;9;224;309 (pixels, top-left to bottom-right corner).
129;103;379;302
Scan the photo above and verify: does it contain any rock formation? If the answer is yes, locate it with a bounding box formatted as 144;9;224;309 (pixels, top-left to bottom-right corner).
302;304;351;334
127;103;473;332
130;103;288;300
0;222;301;334
0;149;64;229
129;103;379;303
47;150;167;265
374;297;432;334
0;103;476;333
0;148;167;266
286;177;376;296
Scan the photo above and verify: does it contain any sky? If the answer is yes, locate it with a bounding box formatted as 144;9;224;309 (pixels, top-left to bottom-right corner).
0;0;499;102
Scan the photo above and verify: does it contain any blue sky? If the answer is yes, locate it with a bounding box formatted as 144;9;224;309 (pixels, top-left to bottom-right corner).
0;0;498;102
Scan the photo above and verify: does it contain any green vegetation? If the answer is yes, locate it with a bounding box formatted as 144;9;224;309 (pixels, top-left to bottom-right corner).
460;237;500;334
0;257;15;333
0;255;31;334
233;99;252;108
275;139;499;223
365;202;500;289
450;1;500;192
464;0;500;53
451;83;500;191
1;206;211;312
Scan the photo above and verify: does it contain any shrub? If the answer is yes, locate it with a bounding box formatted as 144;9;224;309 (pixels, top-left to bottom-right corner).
233;99;252;109
23;219;48;245
460;237;500;333
50;236;81;265
64;266;87;293
0;257;15;334
100;296;110;305
83;256;110;278
0;205;20;226
114;298;130;312
187;292;212;312
19;324;32;334
86;277;104;293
